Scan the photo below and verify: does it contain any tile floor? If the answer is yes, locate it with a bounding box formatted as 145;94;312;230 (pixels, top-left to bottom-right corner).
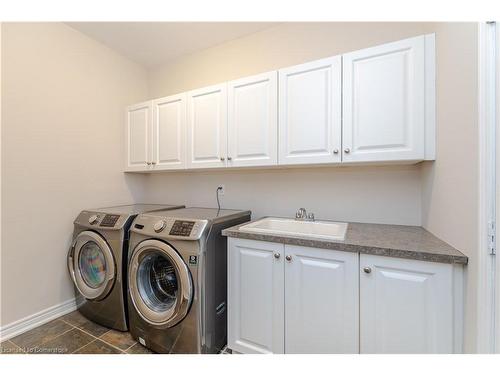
0;310;154;354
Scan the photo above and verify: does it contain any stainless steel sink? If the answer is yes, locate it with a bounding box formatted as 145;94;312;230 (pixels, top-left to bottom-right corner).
239;217;348;241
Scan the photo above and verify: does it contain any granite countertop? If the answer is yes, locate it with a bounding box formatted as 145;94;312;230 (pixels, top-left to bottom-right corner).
222;218;468;265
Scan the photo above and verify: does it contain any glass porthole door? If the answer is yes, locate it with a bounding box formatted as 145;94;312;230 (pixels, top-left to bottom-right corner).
68;231;116;300
128;240;193;328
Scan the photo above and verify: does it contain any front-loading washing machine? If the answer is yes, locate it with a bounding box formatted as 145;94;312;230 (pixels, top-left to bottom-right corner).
67;204;184;331
127;207;251;353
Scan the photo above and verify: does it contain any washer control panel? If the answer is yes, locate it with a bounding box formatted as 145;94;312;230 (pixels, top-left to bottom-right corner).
133;216;208;240
100;214;120;227
169;220;195;236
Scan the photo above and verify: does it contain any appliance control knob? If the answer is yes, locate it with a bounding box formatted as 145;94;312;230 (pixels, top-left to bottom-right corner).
154;220;166;233
88;215;99;225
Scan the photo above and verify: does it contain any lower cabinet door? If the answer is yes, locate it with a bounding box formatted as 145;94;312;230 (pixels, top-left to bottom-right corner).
360;254;454;353
284;245;359;353
227;238;285;354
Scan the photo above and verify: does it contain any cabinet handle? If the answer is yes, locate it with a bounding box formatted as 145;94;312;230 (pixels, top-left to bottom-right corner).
363;267;372;274
220;157;225;161
344;148;351;154
333;149;339;154
227;157;232;161
285;255;292;262
151;162;156;165
146;162;152;165
274;253;281;259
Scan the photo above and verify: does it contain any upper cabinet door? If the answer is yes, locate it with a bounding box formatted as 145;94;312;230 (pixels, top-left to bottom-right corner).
187;84;227;169
284;245;359;353
342;36;425;162
152;94;187;170
278;56;342;165
228;72;278;167
126;101;152;171
360;254;454;353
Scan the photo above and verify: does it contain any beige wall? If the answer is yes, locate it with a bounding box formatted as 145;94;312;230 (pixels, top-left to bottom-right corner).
420;22;479;352
145;22;479;352
143;165;422;224
0;23;148;327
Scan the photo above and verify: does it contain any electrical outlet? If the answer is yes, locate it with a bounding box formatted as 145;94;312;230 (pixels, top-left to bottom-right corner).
217;184;225;196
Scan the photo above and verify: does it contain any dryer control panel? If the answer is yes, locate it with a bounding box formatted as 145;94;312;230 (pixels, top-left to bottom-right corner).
75;211;128;230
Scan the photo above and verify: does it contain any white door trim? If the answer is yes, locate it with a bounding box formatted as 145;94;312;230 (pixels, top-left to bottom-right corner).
477;21;497;353
495;21;500;353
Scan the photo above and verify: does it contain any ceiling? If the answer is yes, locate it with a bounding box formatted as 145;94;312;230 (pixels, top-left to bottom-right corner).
67;22;279;68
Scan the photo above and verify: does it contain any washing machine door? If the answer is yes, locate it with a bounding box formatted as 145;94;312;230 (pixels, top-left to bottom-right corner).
67;231;116;301
128;239;193;328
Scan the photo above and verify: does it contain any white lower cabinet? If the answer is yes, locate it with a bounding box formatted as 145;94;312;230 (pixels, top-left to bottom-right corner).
228;238;464;354
360;254;461;354
284;245;359;353
227;239;358;354
227;238;284;354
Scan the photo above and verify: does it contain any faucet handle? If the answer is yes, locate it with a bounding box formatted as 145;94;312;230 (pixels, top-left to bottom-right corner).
296;208;307;219
307;213;315;221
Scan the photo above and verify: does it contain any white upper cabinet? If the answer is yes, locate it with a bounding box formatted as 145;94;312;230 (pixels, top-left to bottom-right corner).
126;101;152;171
228;72;278;167
187;84;228;169
284;245;359;354
342;36;426;162
278;56;342;165
151;94;187;170
125;34;435;172
360;254;456;353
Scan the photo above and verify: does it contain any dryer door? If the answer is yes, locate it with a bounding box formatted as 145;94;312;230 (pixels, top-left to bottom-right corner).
129;239;193;328
68;231;116;301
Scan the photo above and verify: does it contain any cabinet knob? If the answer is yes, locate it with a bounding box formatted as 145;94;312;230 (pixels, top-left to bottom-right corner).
220;157;225;161
333;149;339;154
285;255;292;262
227;157;232;161
344;148;351;154
363;267;372;274
274;253;281;259
146;162;152;165
151;161;156;165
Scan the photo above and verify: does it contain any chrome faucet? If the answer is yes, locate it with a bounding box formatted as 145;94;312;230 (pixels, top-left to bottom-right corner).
295;208;315;221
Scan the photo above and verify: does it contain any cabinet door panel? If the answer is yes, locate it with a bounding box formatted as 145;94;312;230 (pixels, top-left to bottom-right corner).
152;94;186;170
360;254;453;353
187;84;227;169
126;102;151;171
343;36;425;162
279;56;342;165
228;238;284;354
228;72;278;167
284;245;359;353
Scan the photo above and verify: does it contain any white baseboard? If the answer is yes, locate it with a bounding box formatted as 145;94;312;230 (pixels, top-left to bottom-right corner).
0;298;76;341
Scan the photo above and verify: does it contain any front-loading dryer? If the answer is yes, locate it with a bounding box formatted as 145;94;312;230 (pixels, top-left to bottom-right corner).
127;207;251;353
67;204;184;331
